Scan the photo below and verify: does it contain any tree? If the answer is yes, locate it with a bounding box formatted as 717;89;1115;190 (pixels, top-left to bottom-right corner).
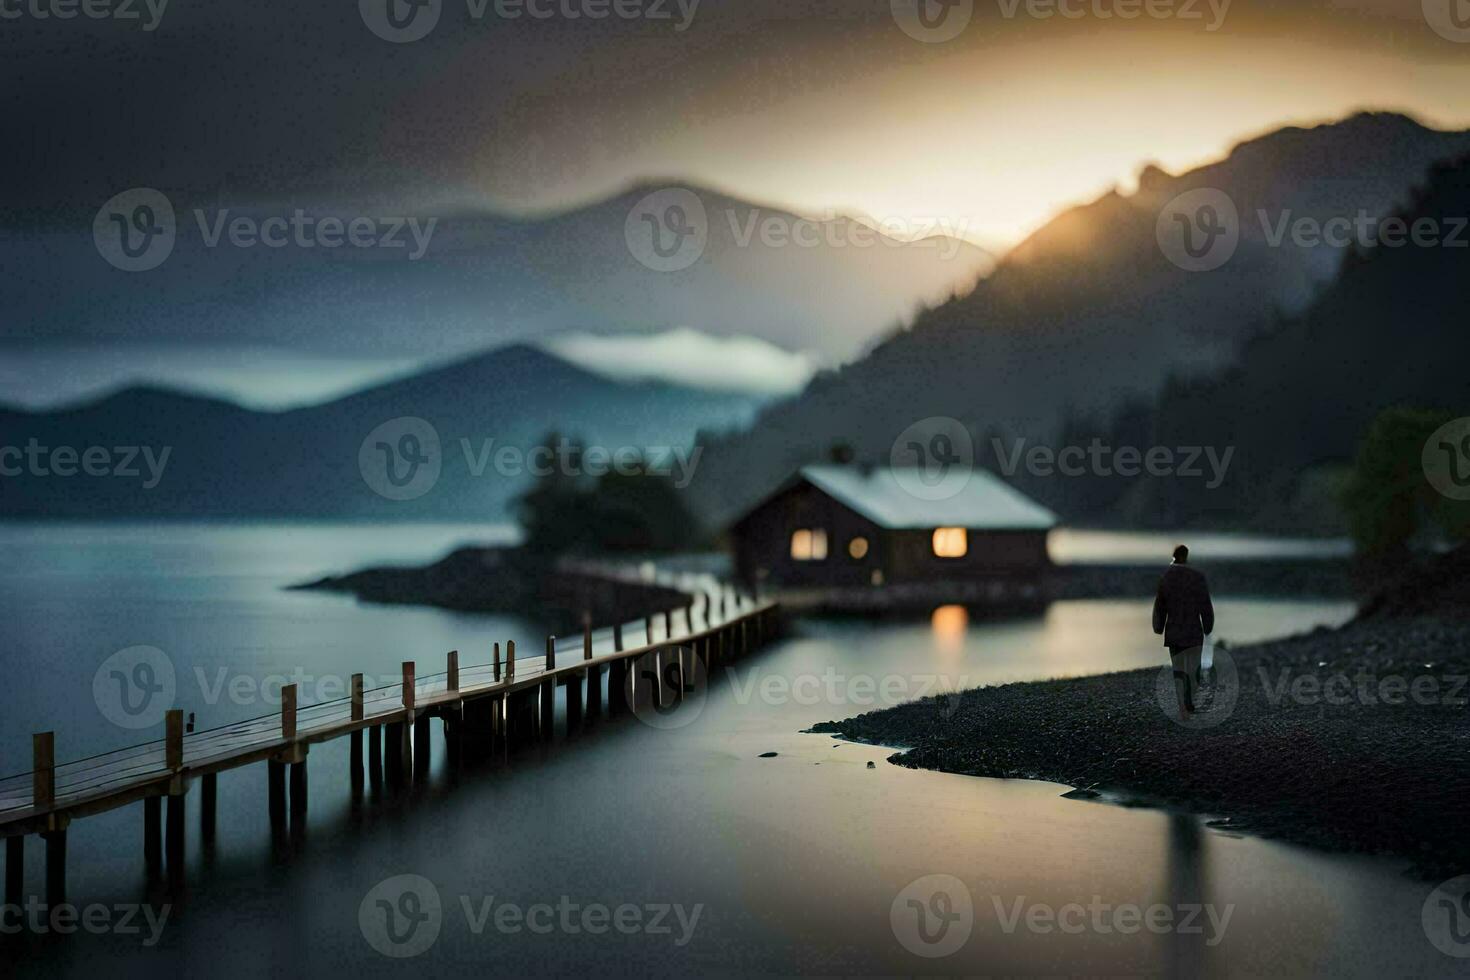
1340;407;1470;558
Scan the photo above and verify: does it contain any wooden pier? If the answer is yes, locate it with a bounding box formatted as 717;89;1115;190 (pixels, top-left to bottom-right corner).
0;586;778;908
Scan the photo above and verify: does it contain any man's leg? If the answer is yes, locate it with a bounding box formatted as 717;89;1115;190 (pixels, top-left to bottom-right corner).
1170;647;1199;717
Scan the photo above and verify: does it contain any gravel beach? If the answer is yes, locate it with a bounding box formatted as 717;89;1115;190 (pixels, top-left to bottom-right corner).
810;551;1470;877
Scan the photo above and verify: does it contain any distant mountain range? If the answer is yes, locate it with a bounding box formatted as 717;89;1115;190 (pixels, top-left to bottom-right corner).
7;182;994;377
687;112;1470;529
0;345;763;519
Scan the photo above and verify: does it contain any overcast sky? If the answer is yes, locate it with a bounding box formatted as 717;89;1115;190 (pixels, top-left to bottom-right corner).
3;0;1469;404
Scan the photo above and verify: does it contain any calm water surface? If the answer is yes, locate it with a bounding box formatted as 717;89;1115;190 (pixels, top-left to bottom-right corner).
0;523;1452;978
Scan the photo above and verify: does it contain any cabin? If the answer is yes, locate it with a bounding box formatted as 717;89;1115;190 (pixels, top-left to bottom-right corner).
730;464;1057;594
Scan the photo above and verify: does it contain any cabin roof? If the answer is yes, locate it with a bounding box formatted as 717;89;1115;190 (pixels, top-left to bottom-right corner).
795;464;1058;531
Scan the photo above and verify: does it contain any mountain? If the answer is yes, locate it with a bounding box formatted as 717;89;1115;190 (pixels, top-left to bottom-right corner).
686;112;1470;526
6;182;994;374
1096;153;1470;530
0;345;763;519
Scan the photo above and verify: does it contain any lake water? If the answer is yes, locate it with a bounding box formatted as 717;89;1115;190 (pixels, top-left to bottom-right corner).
0;523;1456;977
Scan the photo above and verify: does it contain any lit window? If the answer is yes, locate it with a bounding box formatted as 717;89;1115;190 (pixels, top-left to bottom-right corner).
932;527;968;558
848;536;869;560
791;529;828;561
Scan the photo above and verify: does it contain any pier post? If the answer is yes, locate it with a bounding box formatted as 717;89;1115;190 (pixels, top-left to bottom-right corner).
613;623;624;652
290;759;308;815
608;657;627;715
413;713;432;780
493;642;501;683
201;773;217;843
368;723;382;787
166;709;184;772
33;732;55;810
165;791;184;890
646;616;654;645
583;624;601;720
507;640;515;681
402;661;416;712
540;636;556;742
384;723;405;784
5;836;23;906
567;672;584;734
43;829;66;907
350;673;364;790
281;685;297;741
664;609;674;641
268;760;287;824
448;650;460;692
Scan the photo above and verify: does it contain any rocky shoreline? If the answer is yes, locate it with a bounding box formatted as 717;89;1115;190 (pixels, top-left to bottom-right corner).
290;545;692;634
810;551;1470;877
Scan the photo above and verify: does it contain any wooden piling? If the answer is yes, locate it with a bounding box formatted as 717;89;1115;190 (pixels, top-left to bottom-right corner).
290;760;308;814
545;635;556;671
144;795;161;873
6;835;23;906
165;792;184;887
268;761;286;824
507;640;515;680
33;732;54;810
566;672;584;734
493;642;501;683
368;724;382;785
402;662;416;711
448;650;460;692
413;714;432;778
539;679;555;742
166;709;183;770
281;685;297;741
43;830;65;906
201;773;217;842
613;623;624;652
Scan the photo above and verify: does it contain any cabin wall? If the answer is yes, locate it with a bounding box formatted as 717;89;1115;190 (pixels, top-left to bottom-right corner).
886;529;1050;582
733;483;886;588
733;481;1053;589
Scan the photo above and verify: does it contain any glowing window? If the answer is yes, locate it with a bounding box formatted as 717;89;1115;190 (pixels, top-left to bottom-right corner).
791;528;828;561
848;536;869;560
932;527;968;558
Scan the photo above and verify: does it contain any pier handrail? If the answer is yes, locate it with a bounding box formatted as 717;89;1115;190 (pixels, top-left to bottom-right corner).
0;584;769;826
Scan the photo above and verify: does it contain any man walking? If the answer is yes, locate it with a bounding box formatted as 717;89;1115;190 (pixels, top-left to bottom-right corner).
1153;545;1214;720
